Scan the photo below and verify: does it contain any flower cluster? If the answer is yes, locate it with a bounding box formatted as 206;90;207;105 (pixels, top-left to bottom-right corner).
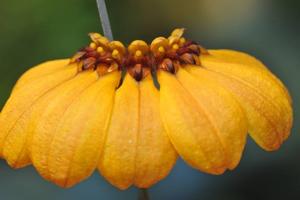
71;29;204;79
0;29;293;190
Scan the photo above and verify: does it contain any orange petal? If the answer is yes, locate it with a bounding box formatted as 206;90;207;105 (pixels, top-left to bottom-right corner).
46;72;120;188
30;71;98;181
12;59;70;92
199;50;293;150
178;67;248;169
0;63;78;166
203;50;292;104
158;71;227;174
98;75;139;190
134;76;177;188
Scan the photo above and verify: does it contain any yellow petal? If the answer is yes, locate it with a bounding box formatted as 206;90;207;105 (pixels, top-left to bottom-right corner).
30;71;98;181
0;63;78;164
199;50;293;150
98;75;139;190
203;49;292;104
12;59;70;92
46;72;120;188
158;71;227;174
134;76;177;188
203;50;268;69
178;67;247;169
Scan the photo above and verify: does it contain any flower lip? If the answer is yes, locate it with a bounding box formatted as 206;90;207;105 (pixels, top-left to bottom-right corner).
71;28;205;81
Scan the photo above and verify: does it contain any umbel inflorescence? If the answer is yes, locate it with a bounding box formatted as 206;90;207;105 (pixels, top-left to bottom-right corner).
71;29;204;80
0;29;293;190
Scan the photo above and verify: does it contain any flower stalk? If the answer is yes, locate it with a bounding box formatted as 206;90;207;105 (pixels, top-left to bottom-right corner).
138;189;150;200
96;0;113;40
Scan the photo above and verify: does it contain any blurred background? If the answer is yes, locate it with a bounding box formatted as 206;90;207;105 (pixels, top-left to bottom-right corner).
0;0;299;199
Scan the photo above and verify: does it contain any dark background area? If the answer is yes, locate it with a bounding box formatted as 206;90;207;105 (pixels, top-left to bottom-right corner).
0;0;299;199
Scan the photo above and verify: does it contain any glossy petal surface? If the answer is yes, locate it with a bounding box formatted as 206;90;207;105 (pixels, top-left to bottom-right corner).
178;67;247;169
200;50;293;150
30;71;98;180
0;63;78;166
13;59;70;92
134;76;177;188
98;75;139;189
47;72;120;187
159;71;227;174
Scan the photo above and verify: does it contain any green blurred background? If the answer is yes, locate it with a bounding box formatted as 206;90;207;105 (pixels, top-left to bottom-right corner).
0;0;299;199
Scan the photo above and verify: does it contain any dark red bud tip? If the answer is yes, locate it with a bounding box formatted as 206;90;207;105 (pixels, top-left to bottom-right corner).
82;57;96;70
159;58;176;74
187;44;200;55
132;64;143;81
180;53;196;65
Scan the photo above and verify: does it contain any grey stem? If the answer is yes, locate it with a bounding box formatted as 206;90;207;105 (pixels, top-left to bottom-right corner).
138;188;150;200
96;0;113;40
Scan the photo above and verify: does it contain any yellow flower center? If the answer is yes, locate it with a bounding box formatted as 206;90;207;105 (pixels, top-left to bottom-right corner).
70;28;205;81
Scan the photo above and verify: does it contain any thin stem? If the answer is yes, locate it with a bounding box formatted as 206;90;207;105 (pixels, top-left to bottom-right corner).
96;0;114;40
138;188;150;200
